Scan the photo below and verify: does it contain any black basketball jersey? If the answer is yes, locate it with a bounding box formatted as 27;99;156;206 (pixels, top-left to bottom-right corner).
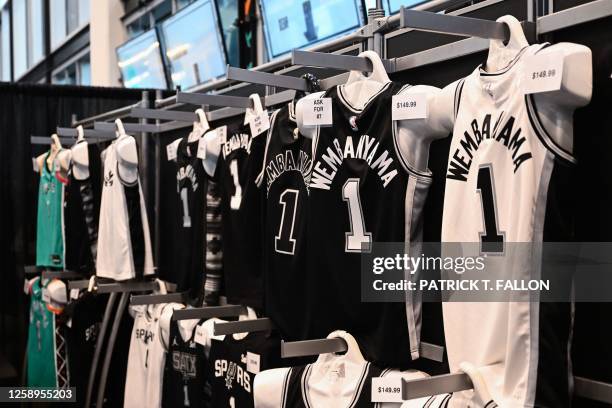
258;105;313;341
162;320;208;408
307;83;432;367
281;363;385;407
208;331;282;408
64;141;101;276
174;138;207;299
65;292;107;406
214;122;266;309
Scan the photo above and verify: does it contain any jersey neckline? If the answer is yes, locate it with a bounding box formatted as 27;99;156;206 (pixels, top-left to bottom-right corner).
298;362;370;408
335;81;393;117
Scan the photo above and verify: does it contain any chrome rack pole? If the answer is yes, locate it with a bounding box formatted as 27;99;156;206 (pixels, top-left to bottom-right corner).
95;292;129;408
84;292;118;408
154;89;162;274
402;373;473;400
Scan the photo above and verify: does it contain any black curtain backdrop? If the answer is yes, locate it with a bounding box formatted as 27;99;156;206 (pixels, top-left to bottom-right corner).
0;82;145;383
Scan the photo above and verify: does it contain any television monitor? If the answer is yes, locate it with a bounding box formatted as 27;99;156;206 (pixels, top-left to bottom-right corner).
363;0;428;15
116;29;168;89
160;0;227;89
216;0;240;67
388;0;428;13
260;0;363;59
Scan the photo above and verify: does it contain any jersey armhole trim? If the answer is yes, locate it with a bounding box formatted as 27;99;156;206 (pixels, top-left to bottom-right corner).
115;160;139;187
525;94;576;165
391;115;434;181
255;109;279;188
280;366;292;408
454;79;466;121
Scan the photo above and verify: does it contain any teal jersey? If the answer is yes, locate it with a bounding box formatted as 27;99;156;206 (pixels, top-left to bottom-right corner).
27;278;57;387
36;151;65;268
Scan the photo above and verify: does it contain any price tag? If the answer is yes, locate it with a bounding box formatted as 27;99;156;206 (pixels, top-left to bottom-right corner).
371;377;403;403
197;136;207;160
302;98;333;127
523;50;564;94
194;324;207;346
70;288;80;300
42;288;51;304
392;93;428;121
24;278;30;295
217;126;227;143
166;139;181;161
249;110;270;137
32;158;39;172
246;351;261;374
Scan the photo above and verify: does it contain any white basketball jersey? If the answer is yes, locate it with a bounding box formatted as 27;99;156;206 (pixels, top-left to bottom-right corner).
96;136;154;280
442;43;575;407
124;303;176;408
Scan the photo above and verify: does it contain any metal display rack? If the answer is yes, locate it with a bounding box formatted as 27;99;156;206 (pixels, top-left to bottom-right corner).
29;0;612;404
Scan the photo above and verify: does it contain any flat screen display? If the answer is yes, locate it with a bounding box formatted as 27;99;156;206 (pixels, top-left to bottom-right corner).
160;0;227;89
363;0;428;15
261;0;363;58
116;29;168;89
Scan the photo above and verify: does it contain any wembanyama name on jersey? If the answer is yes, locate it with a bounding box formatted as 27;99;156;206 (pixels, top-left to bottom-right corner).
310;134;398;190
447;113;533;181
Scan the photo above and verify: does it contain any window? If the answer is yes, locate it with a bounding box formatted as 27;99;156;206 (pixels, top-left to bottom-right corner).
52;63;76;85
126;14;152;39
28;0;45;66
50;0;90;50
52;53;91;85
0;4;10;81
13;0;27;78
50;0;67;48
152;0;172;22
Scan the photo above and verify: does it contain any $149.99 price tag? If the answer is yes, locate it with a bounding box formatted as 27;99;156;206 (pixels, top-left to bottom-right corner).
522;50;564;94
371;377;403;403
391;93;428;121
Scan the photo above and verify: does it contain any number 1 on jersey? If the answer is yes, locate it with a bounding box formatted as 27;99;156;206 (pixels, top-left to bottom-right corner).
476;165;504;253
180;187;192;227
229;159;242;210
275;189;299;255
343;178;372;253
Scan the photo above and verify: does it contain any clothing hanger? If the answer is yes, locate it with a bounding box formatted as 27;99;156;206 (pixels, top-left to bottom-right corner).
344;50;391;87
76;125;85;142
243;93;265;126
50;133;62;153
115;118;127;138
188;108;210;143
484;15;529;73
341;50;392;112
46;134;63;170
313;331;365;365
